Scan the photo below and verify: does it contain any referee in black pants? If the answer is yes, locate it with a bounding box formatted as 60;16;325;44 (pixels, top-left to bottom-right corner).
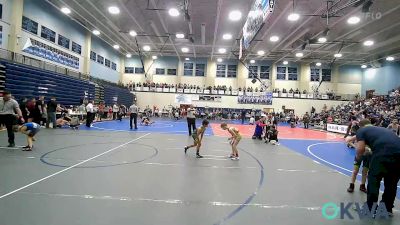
0;91;25;147
187;106;196;135
129;103;138;129
356;119;400;216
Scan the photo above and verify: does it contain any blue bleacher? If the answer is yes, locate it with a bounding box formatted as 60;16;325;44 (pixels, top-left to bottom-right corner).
2;61;94;106
1;60;133;107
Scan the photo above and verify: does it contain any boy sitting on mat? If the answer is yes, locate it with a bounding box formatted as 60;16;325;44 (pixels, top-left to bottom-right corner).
265;125;280;145
13;122;41;151
141;116;154;126
220;123;241;160
184;119;209;158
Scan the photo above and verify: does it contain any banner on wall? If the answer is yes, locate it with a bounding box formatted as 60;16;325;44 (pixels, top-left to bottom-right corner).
22;38;79;69
175;94;192;104
238;92;272;105
193;95;222;102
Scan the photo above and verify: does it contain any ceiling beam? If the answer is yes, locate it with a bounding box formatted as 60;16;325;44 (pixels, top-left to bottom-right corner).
210;0;223;60
149;0;181;60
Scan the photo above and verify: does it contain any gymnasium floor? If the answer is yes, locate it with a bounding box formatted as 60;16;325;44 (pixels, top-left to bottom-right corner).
0;118;399;225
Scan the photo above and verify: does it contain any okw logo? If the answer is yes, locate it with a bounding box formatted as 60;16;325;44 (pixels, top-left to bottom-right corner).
321;202;390;220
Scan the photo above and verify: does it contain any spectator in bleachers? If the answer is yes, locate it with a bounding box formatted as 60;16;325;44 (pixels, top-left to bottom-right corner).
46;97;58;128
0;91;25;147
37;96;46;126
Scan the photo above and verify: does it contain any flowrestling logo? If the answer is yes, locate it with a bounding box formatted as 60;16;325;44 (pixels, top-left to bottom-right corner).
321;202;390;220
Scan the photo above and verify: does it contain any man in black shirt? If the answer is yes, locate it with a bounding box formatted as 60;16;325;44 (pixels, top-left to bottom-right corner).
46;97;58;129
356;119;400;215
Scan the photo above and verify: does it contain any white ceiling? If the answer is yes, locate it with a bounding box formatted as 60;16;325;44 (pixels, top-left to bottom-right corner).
47;0;400;65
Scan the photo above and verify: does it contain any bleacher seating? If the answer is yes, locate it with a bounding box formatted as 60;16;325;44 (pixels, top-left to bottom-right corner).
1;60;134;107
103;84;133;106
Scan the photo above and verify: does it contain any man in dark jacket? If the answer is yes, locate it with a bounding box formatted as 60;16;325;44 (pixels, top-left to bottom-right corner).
46;97;58;129
356;119;400;216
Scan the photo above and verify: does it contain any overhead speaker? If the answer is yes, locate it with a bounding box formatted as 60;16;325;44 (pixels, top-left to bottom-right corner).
362;0;373;12
251;79;257;84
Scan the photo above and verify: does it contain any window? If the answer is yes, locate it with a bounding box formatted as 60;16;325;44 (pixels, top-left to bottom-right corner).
277;67;286;80
155;68;165;75
135;67;145;74
97;55;104;65
125;67;134;73
195;64;206;76
248;66;258;78
167;69;177;75
216;64;226;77
322;69;331;81
90;51;96;61
105;59;111;67
184;62;193;76
227;65;237;78
111;62;117;70
260;66;270;79
288;67;298;80
310;68;320;81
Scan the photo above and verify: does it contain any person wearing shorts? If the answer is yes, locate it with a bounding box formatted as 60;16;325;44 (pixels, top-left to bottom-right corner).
184;120;209;158
346;135;370;193
14;122;41;151
221;123;241;160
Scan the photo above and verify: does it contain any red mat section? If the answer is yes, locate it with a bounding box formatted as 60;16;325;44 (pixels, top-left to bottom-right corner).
210;123;343;141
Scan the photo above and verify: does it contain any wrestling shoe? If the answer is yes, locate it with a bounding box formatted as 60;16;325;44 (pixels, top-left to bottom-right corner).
22;146;33;151
347;183;355;193
359;184;367;193
196;154;203;158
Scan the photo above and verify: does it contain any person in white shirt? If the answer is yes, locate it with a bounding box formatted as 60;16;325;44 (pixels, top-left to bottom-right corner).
86;101;94;127
186;106;197;135
129;103;138;129
112;103;119;120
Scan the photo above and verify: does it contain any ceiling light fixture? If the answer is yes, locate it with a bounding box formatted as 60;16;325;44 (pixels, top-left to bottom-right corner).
143;45;151;51
229;10;242;21
218;48;227;54
168;8;180;17
126;53;132;58
185;58;190;61
223;33;232;40
295;52;303;57
257;50;265;55
92;30;100;35
363;40;374;46
334;53;342;58
113;44;120;49
386;56;395;61
108;6;120;14
129;30;137;37
318;37;327;43
316;62;322;66
176;33;185;39
269;35;280;42
152;55;158;60
361;64;367;68
181;47;189;53
288;13;300;21
250;60;255;64
60;7;71;14
217;58;223;62
283;61;288;65
347;16;360;24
